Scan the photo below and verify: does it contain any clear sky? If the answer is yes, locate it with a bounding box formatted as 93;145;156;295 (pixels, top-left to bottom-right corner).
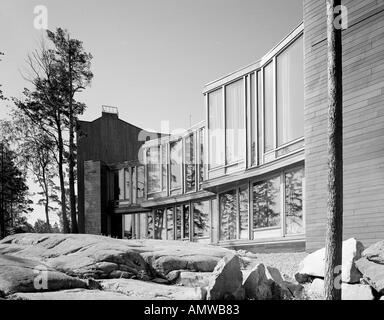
0;0;303;224
1;0;303;132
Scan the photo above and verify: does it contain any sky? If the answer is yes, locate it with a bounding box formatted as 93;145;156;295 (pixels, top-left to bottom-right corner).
0;0;303;224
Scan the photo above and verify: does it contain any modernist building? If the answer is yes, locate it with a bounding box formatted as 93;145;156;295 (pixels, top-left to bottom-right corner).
77;0;384;252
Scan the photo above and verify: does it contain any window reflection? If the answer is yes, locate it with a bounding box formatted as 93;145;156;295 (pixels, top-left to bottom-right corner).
193;200;210;239
154;209;166;239
147;146;161;193
166;207;174;240
185;133;196;192
183;204;190;239
285;168;304;235
170;140;182;190
219;190;238;240
253;176;281;229
239;186;249;239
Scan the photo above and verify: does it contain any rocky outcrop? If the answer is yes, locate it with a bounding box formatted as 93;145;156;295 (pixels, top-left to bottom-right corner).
174;271;211;288
295;238;364;284
206;254;244;300
99;278;206;300
355;240;384;294
8;289;133;300
0;254;87;296
308;278;374;300
0;234;232;280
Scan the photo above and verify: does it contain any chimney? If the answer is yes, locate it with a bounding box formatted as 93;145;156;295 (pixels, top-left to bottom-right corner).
102;105;118;118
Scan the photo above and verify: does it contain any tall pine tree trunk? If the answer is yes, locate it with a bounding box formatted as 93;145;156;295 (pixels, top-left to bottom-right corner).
324;0;343;300
56;115;70;233
0;143;5;239
68;44;78;233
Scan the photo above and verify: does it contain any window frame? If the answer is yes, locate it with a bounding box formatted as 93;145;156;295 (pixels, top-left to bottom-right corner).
205;26;304;178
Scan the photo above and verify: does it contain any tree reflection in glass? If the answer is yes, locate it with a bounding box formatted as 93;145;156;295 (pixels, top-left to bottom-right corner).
154;209;166;239
220;190;238;240
185;133;196;192
253;176;280;229
193;200;210;239
183;204;190;239
285;168;304;235
166;207;174;240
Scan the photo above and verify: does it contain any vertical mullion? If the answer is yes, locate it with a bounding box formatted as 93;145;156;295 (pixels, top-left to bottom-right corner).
166;142;170;196
248;180;252;240
244;75;248;169
236;187;240;240
281;171;286;237
205;94;210;172
222;85;226;168
194;131;198;192
189;202;193;242
302;172;306;234
144;148;148;199
129;167;132;204
261;67;265;162
273;56;277;152
255;70;259;166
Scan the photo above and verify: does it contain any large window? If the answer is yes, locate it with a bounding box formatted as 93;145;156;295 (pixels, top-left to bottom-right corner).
252;176;281;230
176;206;182;240
193;200;210;239
123;214;133;239
264;62;274;152
166;207;175;240
285;167;304;235
277;36;304;146
137;166;145;199
184;133;196;192
219;190;238;240
208;88;224;169
239;186;249;239
198;128;205;189
154;209;166;239
183;204;190;239
170;140;182;191
147;146;161;193
219;187;249;241
161;145;168;191
225;79;245;164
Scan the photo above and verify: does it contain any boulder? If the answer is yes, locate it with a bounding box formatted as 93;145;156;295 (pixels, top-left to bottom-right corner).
308;278;374;300
99;278;206;300
355;257;384;294
361;240;384;264
140;240;231;277
8;289;133;300
207;254;244;300
0;234;232;280
295;238;364;284
355;240;384;294
0;254;87;296
175;271;211;287
242;264;273;300
265;266;303;299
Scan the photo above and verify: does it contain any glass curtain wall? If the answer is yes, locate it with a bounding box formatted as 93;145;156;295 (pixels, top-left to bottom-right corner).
277;36;304;146
208;88;224;169
225;79;245;164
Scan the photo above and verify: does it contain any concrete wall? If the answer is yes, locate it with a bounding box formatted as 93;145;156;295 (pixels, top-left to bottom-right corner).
304;0;384;251
84;160;108;235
